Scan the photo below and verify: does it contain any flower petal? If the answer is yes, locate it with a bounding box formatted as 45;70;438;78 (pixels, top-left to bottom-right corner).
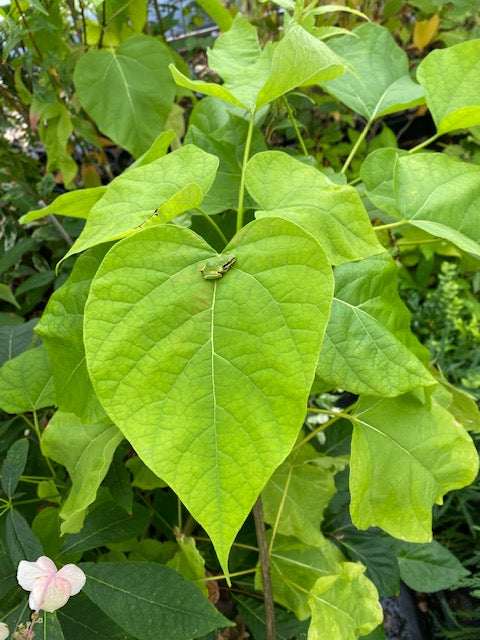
56;564;86;595
17;557;53;591
30;575;71;612
0;622;9;640
36;556;57;574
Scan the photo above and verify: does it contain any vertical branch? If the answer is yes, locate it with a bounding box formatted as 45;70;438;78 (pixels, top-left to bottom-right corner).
252;496;276;640
98;0;107;49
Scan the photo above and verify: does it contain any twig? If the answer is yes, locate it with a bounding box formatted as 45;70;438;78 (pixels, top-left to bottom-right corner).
252;497;276;640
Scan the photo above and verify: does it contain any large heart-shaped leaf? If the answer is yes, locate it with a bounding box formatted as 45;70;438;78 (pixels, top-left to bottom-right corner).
349;393;479;542
84;218;333;573
62;145;219;260
245;151;384;265
74;35;175;158
317;253;435;396
322;23;424;120
417;39;480;134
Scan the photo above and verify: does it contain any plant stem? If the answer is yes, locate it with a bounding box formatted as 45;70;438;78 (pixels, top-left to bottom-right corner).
373;220;407;232
33;411;56;478
236;111;256;233
98;0;106;48
182;514;196;537
203;568;257;582
269;463;293;553
283;96;309;156
197;208;228;246
252;497;276;640
194;536;259;552
48;215;74;247
340;117;373;175
408;132;440;154
294;403;356;451
13;0;44;62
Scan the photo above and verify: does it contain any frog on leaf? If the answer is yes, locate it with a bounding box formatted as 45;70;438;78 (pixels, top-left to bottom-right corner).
201;254;236;280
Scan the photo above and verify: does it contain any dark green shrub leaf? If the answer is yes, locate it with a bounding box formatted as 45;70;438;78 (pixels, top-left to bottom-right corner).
80;562;231;640
1;438;29;498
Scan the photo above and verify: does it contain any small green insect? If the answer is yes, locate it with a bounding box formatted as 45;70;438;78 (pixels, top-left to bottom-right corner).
201;254;237;280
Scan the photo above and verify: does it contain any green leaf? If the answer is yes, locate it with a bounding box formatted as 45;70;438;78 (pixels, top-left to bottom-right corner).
349;393;479;542
308;562;383;640
6;509;43;565
363;149;480;257
104;443;134;513
185;98;267;214
20;186;106;223
195;0;233;32
387;539;469;592
125;456;166;490
80;562;231;640
262;445;347;547
255;25;346;109
360;148;407;217
61;501;149;555
170;17;345;111
245;151;384;265
36;100;78;188
0;319;39;366
335;529;399;597
36;247;109;422
432;372;480;433
167;535;208;596
169;64;245;109
322;23;424;120
62;145;219;260
128;129;176;170
74;35;176;158
316;253;435;396
207;14;262;85
58;593;137;639
0;553;16;600
32;507;62;559
265;535;343;620
0;283;20;309
84;218;333;575
393;153;480;257
1;438;29;498
42;412;123;534
0;345;55;413
417;39;480;134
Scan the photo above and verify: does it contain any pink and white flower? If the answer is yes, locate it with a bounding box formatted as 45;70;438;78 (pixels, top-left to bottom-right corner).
0;621;9;640
17;556;86;613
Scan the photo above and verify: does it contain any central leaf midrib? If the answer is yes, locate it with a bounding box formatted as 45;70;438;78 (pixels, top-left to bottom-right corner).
210;280;223;545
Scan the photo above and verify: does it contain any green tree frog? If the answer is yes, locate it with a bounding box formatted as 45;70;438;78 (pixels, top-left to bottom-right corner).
201;254;237;280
